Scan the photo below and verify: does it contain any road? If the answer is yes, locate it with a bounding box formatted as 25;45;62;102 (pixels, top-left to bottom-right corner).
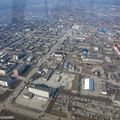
0;30;70;120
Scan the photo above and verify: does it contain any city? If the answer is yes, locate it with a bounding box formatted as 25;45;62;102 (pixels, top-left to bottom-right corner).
0;0;120;120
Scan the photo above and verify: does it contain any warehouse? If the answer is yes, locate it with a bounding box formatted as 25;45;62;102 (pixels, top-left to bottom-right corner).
28;83;52;100
82;57;104;64
83;78;95;91
0;76;16;87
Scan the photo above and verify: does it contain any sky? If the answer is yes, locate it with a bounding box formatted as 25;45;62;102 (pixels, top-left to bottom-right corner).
0;0;119;24
0;0;120;9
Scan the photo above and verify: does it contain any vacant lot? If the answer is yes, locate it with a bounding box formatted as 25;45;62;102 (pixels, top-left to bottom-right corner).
0;109;38;120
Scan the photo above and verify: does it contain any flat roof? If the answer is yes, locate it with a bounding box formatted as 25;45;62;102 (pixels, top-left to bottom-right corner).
29;83;50;92
43;68;54;80
0;76;11;81
84;78;95;91
84;78;90;90
0;64;16;72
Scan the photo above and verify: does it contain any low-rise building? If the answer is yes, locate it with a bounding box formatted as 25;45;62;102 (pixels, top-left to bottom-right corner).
28;83;52;100
27;55;34;62
0;64;16;76
113;44;120;55
53;52;64;61
13;52;26;61
83;78;95;91
43;68;54;81
113;95;120;106
101;82;107;95
0;76;16;87
0;54;10;64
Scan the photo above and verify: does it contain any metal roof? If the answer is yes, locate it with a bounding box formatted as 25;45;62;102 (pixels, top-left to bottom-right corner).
84;78;95;91
30;83;50;92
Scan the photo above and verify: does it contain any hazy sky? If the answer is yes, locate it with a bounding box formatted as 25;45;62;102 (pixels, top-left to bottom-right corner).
0;0;120;9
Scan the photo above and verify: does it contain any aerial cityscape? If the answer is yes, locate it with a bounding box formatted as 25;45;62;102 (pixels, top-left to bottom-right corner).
0;0;120;120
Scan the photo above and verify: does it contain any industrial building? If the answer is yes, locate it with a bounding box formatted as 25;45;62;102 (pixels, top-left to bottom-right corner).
0;76;16;87
28;83;52;100
13;64;30;76
83;78;95;91
82;57;104;64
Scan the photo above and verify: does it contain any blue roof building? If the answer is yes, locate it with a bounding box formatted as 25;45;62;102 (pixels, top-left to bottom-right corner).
84;78;95;91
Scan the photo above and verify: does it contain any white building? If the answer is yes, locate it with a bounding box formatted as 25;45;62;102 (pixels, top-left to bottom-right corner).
83;78;95;91
94;47;99;51
101;82;107;95
53;52;64;61
28;84;51;100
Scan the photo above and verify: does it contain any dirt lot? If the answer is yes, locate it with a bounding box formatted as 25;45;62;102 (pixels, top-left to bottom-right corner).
0;80;21;102
0;90;12;102
0;109;38;120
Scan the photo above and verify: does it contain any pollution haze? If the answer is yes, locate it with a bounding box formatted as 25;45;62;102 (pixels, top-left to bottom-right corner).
0;0;120;25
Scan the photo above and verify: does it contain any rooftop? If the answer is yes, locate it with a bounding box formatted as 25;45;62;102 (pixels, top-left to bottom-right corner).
0;76;11;81
29;83;50;92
